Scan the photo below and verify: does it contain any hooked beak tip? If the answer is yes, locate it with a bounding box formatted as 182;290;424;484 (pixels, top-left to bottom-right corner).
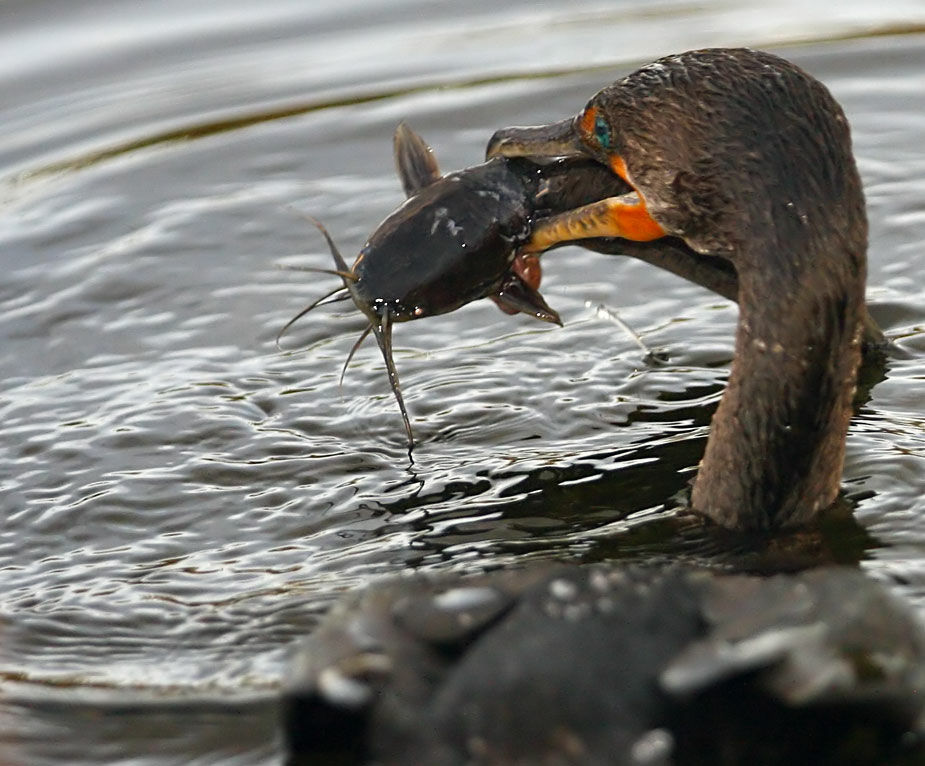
485;118;585;161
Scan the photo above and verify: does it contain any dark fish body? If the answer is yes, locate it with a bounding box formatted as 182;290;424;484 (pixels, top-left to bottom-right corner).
352;134;629;326
352;158;533;322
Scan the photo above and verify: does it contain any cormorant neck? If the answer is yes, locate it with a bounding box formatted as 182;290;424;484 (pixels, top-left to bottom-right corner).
690;219;866;530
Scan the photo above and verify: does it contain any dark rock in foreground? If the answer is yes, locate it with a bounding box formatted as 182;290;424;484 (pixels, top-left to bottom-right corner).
283;564;925;765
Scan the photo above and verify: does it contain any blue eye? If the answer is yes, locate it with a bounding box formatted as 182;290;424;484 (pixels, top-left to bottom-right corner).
594;114;611;150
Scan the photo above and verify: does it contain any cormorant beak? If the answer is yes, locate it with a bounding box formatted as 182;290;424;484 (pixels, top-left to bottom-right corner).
485;117;587;161
486;113;669;256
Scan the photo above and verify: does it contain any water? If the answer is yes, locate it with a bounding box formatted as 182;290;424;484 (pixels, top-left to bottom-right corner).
1;2;925;763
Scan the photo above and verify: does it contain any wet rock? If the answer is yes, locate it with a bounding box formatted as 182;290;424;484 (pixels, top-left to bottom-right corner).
283;564;925;765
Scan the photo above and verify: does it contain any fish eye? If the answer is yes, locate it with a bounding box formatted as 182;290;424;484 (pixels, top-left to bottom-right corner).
594;114;611;150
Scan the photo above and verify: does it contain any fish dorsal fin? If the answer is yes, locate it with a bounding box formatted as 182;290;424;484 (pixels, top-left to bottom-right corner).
394;122;441;197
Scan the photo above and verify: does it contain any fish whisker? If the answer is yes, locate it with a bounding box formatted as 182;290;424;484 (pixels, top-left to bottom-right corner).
277;286;351;349
370;307;415;449
340;324;373;392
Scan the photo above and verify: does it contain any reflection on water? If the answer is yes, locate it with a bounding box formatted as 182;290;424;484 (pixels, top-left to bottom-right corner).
1;1;925;763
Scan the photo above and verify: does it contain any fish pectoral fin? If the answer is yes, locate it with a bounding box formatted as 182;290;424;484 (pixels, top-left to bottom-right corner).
490;275;562;326
394;122;442;197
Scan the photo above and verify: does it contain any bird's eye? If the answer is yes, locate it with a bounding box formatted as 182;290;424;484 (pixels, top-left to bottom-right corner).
594;114;611;150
